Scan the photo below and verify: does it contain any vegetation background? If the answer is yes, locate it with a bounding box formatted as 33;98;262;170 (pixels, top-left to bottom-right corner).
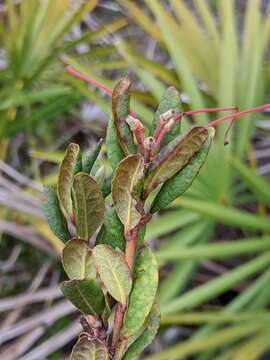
1;0;270;359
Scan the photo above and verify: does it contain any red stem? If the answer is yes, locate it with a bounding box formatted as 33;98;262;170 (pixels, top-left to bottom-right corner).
66;65;136;117
205;104;270;129
184;106;238;116
66;65;113;94
65;66;270;133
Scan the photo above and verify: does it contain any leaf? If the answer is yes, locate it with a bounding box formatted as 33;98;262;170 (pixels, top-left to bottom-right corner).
112;154;144;231
123;302;160;360
83;139;103;174
43;186;70;242
111;75;136;155
151;127;214;212
72;173;105;241
96;207;125;251
61;279;105;316
93;244;132;304
101;174;112;197
93;165;106;188
151;86;182;146
143;126;208;197
62;239;97;279
106;117;125;171
137;224;146;247
121;246;158;337
229;155;270;206
71;337;109;360
58;143;82;216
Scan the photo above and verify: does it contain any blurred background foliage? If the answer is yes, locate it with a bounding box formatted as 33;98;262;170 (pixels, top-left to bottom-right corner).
1;0;270;359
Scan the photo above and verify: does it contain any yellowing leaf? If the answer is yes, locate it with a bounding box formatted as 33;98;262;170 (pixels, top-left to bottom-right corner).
93;245;132;305
112;154;144;231
62;239;97;280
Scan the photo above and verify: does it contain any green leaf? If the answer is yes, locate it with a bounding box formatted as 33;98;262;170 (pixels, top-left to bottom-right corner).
121;246;158;337
71;337;109;360
112;154;144;231
58;143;82;216
43;186;70;242
151;86;182;146
72;173;105;241
111;75;136;155
229;155;270;206
143;126;208;197
123;302;160;360
142;323;265;360
93;165;106;188
137;224;147;247
151;127;214;212
161;251;270;315
98;207;125;251
83;139;103;174
106;117;125;171
174;197;270;232
101;174;112;197
93;244;132;304
62;239;97;279
61;279;105;316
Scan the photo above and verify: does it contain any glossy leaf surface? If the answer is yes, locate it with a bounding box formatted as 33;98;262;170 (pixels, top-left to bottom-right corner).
58;143;82;216
71;337;109;360
111;75;136;155
93;244;132;304
61;279;105;316
62;239;96;279
112;154;143;231
43;186;70;242
123;302;160;360
121;246;158;337
151;127;214;212
73;173;105;240
143;126;208;197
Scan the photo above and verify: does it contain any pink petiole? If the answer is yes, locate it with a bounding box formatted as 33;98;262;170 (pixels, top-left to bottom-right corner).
205;104;270;129
66;65;113;95
65;65;270;140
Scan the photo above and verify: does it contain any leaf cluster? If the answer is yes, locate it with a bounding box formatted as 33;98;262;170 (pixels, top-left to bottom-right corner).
43;74;214;359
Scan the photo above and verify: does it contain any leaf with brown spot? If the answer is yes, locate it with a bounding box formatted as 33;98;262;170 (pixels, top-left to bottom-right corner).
143;126;208;197
73;173;105;241
112;154;144;231
111;75;136;155
58;143;82;216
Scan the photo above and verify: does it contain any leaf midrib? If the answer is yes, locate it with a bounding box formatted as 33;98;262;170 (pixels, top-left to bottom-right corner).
126;156;141;230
